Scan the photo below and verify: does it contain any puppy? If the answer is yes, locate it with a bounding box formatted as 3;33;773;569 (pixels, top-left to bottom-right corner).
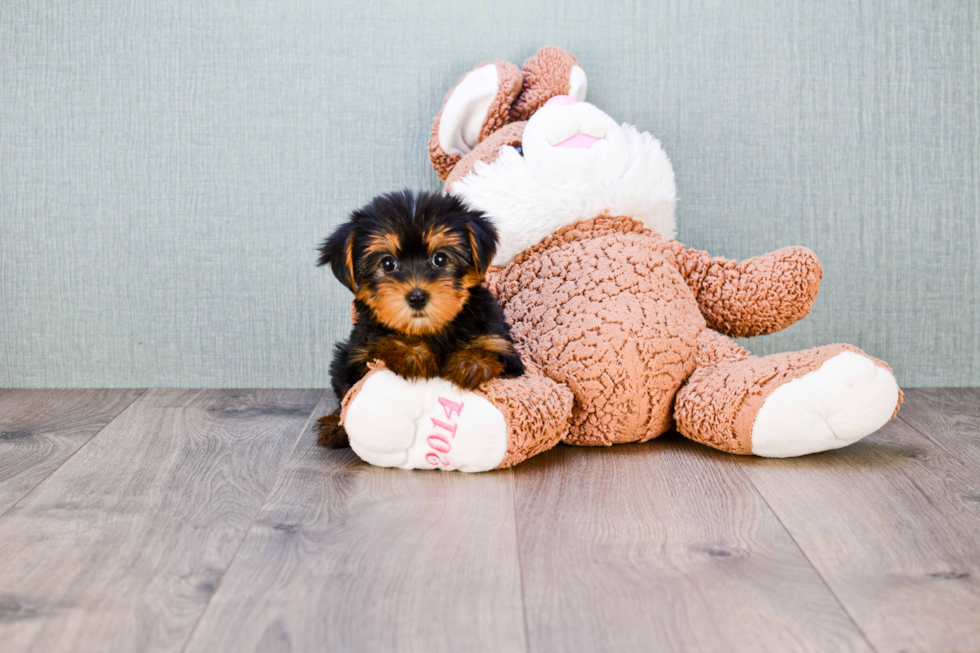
315;190;524;448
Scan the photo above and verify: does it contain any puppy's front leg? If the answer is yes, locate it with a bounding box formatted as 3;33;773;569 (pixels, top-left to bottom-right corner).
369;335;440;380
441;335;521;391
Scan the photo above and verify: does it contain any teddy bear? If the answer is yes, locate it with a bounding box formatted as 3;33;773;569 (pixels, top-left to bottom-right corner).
335;46;901;472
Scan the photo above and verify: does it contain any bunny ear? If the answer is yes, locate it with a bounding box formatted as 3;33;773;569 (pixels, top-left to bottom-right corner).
509;46;587;122
429;60;524;180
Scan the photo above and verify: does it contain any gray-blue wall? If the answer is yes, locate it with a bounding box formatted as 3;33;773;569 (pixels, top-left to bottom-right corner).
1;0;977;388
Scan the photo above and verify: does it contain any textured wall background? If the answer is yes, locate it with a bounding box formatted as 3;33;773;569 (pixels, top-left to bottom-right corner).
1;0;977;388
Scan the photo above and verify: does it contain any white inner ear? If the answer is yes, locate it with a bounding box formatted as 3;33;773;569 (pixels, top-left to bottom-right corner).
437;64;500;157
568;65;587;101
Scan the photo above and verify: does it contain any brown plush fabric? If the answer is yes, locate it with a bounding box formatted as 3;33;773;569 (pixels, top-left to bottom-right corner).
444;122;526;189
487;216;705;446
674;343;902;454
652;238;824;337
485;214;875;450
510;46;581;122
692;328;751;368
478;365;574;469
428;60;523;181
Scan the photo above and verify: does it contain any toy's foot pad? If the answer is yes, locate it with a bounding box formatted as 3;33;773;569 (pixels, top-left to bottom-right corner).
751;351;900;457
343;371;508;472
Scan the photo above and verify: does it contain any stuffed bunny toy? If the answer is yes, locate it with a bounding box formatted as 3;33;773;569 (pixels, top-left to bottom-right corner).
336;46;901;472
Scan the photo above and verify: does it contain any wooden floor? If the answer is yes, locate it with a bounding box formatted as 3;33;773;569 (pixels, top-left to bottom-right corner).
1;389;979;652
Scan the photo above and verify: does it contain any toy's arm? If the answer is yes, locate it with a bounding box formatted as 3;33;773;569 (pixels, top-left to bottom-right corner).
658;238;823;338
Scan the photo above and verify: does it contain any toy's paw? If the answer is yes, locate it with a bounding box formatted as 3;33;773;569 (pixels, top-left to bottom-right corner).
343;371;508;472
751;351;900;457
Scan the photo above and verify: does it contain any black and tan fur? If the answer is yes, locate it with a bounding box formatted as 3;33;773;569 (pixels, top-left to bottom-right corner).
315;190;524;448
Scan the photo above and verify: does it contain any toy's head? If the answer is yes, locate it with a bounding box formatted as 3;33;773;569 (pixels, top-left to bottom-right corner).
429;47;677;267
318;190;498;335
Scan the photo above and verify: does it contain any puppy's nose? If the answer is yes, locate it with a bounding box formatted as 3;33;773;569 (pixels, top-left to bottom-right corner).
406;288;428;310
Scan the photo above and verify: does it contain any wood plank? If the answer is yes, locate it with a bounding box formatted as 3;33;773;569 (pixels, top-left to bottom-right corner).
0;389;145;515
513;436;872;653
897;388;980;474
736;418;980;653
0;388;321;653
183;393;527;653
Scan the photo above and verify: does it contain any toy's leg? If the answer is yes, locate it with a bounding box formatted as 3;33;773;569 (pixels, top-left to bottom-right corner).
340;363;573;472
674;331;901;457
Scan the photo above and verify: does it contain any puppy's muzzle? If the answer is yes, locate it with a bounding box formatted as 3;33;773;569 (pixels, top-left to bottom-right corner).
406;288;429;310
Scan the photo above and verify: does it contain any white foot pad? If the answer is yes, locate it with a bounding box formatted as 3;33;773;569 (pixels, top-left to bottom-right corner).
751;351;900;457
344;371;508;472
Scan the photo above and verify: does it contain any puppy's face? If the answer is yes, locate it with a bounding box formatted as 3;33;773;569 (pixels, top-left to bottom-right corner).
319;191;498;336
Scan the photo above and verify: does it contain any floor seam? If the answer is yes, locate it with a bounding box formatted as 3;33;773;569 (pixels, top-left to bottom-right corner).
0;388;149;521
728;453;882;653
177;388;327;653
512;469;533;653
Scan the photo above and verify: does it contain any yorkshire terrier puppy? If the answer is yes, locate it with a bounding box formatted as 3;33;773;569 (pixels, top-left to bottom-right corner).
315;190;524;448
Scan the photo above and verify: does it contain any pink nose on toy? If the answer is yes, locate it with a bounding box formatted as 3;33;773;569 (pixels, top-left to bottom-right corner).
545;94;577;107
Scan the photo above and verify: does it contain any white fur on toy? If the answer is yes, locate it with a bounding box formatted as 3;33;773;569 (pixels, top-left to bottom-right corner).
451;100;677;267
345;371;509;472
751;352;900;457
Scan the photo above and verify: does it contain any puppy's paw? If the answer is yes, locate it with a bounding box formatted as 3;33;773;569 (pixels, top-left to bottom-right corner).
316;411;349;448
371;336;440;380
442;349;504;390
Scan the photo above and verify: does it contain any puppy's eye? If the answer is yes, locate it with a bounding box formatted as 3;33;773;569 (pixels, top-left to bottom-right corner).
431;252;449;268
513;145;523;157
380;256;397;273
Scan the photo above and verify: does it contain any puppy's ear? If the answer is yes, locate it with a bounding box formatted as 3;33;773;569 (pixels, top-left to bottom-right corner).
317;221;357;292
465;213;498;275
